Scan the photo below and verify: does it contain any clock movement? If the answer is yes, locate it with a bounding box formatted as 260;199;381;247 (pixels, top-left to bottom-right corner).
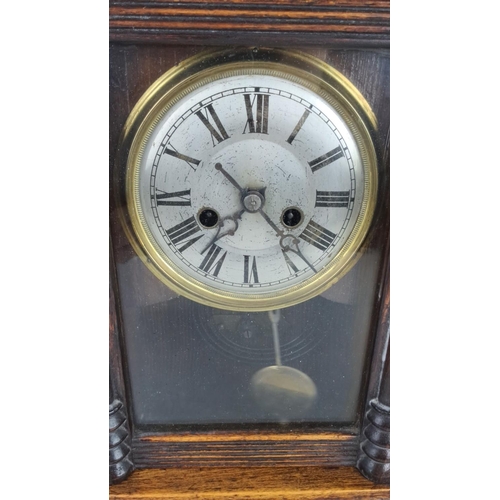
110;2;389;498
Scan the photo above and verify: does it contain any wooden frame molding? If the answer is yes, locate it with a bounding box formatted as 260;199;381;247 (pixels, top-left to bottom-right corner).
109;399;134;484
110;249;134;484
109;466;390;499
131;431;358;468
110;0;390;47
357;269;390;483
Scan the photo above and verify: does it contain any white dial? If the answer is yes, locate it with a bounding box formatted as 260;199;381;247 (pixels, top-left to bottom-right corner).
123;49;377;310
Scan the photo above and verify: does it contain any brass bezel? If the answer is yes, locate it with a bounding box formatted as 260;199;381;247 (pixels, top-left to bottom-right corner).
116;47;378;312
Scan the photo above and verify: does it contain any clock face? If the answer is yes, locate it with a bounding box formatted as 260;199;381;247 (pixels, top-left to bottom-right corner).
122;49;378;311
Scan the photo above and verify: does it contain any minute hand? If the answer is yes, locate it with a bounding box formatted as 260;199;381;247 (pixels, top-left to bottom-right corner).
257;207;284;237
257;208;317;273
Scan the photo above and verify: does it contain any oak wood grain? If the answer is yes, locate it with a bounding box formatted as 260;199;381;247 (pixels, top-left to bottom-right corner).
132;431;359;468
109;466;390;499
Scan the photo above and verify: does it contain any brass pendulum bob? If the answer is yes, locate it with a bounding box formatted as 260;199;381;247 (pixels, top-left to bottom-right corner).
249;309;318;420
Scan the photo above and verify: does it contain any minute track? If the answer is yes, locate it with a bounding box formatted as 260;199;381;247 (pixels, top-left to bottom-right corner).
126;51;375;308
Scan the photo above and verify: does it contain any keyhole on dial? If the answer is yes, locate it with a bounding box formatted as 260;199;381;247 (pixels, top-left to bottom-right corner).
199;209;219;228
282;207;303;228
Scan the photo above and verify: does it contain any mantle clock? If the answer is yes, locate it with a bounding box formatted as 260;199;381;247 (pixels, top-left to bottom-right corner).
109;1;390;498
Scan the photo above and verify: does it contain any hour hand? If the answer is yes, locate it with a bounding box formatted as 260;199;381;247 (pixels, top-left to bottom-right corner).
214;163;245;195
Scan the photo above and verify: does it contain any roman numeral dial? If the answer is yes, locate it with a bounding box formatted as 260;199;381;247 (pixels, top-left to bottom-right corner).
243;256;259;284
300;220;337;251
199;244;227;277
309;146;344;173
315;191;351;208
166;217;203;252
287;109;311;144
127;55;376;310
196;104;230;146
164;147;200;171
243;92;269;134
154;189;191;207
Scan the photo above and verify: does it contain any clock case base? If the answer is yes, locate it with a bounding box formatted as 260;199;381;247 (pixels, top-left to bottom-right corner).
109;466;390;499
110;3;390;487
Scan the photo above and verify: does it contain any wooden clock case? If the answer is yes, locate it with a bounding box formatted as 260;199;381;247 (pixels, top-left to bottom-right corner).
109;1;390;498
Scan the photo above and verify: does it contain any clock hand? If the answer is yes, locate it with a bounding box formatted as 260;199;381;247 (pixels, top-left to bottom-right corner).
201;208;245;254
280;234;317;273
214;161;316;272
214;162;269;213
257;208;317;273
214;163;246;195
257;207;284;237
